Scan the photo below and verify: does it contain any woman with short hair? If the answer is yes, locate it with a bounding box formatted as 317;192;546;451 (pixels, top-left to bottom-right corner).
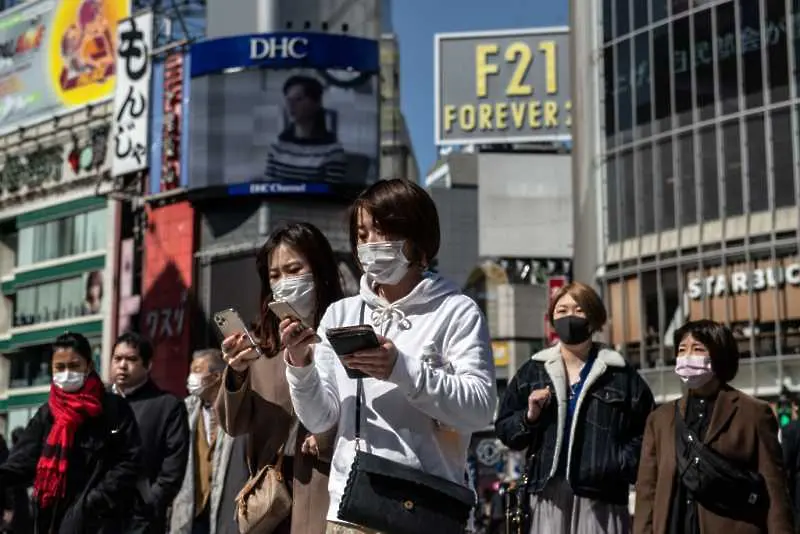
634;319;793;534
282;178;497;534
496;281;655;534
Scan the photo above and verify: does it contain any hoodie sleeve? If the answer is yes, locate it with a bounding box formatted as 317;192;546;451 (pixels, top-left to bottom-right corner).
388;298;497;433
286;306;341;434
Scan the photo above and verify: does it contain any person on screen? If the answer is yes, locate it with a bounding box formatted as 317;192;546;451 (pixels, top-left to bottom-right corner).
83;270;103;315
265;75;347;183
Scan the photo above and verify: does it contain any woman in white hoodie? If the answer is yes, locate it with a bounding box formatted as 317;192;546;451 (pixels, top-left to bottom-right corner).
281;178;497;534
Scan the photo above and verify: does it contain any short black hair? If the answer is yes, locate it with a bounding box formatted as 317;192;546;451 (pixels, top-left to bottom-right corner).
673;319;740;383
114;331;154;366
283;75;323;101
10;427;24;446
53;332;93;362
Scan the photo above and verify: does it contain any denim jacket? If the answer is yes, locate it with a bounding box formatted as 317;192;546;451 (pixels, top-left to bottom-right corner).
495;343;655;506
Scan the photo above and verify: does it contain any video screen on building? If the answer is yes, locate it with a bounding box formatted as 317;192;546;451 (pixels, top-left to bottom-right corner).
188;33;380;194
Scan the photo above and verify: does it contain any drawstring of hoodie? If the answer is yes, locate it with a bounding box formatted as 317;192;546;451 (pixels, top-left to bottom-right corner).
370;304;412;335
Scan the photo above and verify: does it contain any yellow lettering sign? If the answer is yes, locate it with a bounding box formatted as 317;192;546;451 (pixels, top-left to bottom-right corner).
473;39;559;98
442;100;571;133
475;44;500;98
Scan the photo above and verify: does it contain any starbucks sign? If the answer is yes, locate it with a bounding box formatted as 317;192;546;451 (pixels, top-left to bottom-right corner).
687;263;800;300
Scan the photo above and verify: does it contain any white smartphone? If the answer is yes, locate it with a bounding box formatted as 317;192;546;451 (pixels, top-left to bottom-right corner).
213;308;264;357
268;301;322;344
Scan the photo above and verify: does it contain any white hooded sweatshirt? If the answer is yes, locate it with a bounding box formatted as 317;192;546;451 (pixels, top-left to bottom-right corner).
286;273;497;523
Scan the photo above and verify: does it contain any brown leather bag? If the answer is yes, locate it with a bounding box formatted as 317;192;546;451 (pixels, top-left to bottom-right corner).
234;447;292;534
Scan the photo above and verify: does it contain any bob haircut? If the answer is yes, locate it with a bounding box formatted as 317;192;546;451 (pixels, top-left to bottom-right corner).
548;281;608;332
348;178;440;267
673;319;739;383
255;222;344;356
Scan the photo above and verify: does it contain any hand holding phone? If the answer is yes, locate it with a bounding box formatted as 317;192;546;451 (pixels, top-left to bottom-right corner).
268;301;321;344
214;309;263;370
326;325;398;380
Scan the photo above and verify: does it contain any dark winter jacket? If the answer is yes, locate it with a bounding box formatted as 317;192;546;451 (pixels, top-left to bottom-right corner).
117;379;189;534
0;392;141;533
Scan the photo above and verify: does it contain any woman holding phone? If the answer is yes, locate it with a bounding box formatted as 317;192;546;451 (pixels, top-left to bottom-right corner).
217;222;344;534
281;179;497;534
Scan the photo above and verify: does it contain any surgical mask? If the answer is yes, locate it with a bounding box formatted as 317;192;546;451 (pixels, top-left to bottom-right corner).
53;371;86;393
554;316;593;345
675;354;714;389
186;373;206;396
357;241;410;285
271;273;316;319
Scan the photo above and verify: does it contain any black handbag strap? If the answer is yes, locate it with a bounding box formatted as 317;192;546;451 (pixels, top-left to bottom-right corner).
355;302;366;447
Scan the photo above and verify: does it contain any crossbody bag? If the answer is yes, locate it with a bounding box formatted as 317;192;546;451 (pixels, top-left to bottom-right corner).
336;302;476;534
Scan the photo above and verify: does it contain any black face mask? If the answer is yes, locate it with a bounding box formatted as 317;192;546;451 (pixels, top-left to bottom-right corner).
554;316;592;345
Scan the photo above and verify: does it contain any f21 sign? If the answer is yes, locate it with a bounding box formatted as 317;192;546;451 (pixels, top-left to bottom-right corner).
111;11;154;178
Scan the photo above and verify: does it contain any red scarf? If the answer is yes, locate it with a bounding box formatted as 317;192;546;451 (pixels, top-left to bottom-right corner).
33;372;104;508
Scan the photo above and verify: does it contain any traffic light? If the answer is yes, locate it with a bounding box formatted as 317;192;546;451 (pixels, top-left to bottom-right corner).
777;397;793;428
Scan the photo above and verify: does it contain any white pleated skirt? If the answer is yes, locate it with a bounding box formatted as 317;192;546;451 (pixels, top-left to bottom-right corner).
528;477;630;534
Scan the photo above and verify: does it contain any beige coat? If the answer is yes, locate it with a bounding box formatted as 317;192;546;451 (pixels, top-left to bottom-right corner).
215;353;334;534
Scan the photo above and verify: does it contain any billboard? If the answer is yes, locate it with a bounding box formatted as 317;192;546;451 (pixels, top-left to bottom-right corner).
0;0;129;132
434;27;571;146
188;33;380;196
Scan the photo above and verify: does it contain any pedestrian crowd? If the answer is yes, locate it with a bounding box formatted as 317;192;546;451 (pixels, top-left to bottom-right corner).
0;179;796;534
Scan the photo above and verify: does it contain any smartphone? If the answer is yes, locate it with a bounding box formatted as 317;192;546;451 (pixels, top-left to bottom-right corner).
268;301;322;344
325;325;381;379
213;308;264;358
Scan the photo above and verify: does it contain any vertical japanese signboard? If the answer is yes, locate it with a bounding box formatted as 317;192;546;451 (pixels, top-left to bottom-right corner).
545;276;568;345
111;11;154;177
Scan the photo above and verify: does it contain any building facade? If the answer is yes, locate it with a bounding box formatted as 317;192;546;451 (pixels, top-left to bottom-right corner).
571;0;800;401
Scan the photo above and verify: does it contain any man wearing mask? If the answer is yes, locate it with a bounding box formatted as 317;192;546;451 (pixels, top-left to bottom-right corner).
170;349;247;534
111;332;190;534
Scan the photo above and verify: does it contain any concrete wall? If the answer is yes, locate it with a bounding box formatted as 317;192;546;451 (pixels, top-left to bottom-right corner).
477;153;572;259
429;186;478;287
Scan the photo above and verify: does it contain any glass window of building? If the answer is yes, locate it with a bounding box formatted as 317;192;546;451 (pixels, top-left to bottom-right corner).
656;138;676;230
13;272;101;328
673;16;693;127
16;208;107;267
9;346;51;388
722;119;744;217
616;0;630;37
672;0;689;16
694;8;715;121
746;113;768;212
607;155;621;242
604;46;616;146
653;24;672;132
765;0;789;104
652;0;667;22
633;0;648;29
621;150;636;239
739;0;764;109
794;0;800;89
639;144;656;235
716;1;739;115
604;0;614;43
678;132;697;225
634;31;652;138
616;39;633;144
700;126;719;220
773;107;794;208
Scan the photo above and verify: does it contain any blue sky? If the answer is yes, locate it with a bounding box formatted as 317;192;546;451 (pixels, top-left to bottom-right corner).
391;0;569;177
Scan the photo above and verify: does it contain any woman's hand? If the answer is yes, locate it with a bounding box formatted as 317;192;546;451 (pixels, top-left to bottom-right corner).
526;387;552;423
301;435;320;456
280;318;316;367
341;335;398;380
222;333;259;373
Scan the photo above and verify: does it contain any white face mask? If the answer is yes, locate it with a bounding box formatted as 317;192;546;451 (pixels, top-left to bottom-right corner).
186;373;205;396
357;241;410;285
675;354;714;389
53;371;86;393
271;273;316;319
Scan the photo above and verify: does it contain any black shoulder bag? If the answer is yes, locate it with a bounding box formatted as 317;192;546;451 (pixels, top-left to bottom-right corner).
673;401;768;517
337;303;476;534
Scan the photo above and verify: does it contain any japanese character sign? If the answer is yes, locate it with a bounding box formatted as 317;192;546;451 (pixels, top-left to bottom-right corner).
111;12;154;178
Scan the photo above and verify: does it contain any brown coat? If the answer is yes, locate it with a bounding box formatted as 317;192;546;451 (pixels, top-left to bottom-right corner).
633;386;793;534
215;353;335;534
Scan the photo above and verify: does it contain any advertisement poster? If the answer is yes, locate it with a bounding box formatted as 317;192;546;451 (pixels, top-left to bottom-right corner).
0;0;129;132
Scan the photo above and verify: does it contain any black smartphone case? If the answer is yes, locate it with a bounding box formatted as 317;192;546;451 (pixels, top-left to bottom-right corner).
326;325;380;379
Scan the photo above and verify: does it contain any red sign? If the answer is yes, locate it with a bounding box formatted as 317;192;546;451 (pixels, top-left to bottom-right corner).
545;276;568;345
160;53;183;192
139;201;194;396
